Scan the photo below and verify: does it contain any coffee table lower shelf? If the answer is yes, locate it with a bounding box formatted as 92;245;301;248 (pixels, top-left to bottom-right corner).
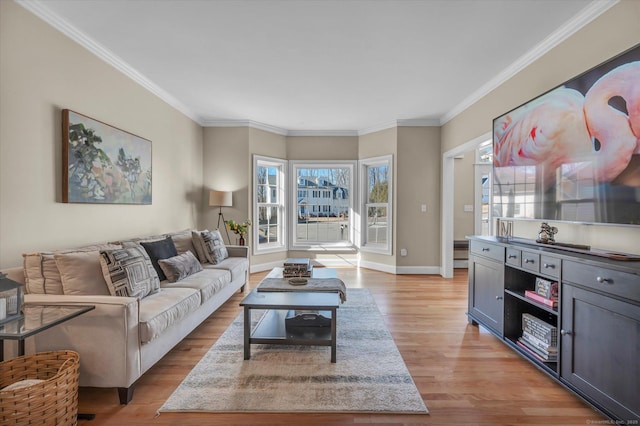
243;306;338;362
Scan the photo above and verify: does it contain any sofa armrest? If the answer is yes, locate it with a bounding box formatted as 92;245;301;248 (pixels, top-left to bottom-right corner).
23;294;141;389
226;244;249;259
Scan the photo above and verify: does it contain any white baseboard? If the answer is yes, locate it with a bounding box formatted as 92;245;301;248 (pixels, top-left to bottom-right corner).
454;260;468;268
251;259;442;275
395;266;441;275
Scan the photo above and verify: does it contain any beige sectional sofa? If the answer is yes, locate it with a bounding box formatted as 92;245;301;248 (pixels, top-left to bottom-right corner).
0;229;248;404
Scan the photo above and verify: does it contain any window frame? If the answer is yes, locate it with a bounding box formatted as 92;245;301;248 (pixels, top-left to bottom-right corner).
359;155;393;255
253;155;288;255
289;160;356;250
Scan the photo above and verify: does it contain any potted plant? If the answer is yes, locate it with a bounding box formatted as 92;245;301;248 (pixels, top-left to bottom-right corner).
225;219;252;246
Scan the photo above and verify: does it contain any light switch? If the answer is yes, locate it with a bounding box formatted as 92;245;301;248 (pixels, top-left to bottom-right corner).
464;205;473;212
421;204;427;213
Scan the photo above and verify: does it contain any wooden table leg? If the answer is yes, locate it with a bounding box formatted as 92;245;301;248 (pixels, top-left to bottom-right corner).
243;306;251;360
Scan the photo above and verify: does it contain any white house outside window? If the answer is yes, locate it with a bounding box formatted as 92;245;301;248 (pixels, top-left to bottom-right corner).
254;155;287;254
360;155;392;254
290;161;355;249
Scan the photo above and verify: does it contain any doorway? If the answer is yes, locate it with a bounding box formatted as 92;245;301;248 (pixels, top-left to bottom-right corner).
441;132;491;278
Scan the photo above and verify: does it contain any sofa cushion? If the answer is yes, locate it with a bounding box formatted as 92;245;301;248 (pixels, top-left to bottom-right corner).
54;251;110;295
158;251;203;283
140;237;178;281
161;268;230;303
41;254;64;295
22;243;121;295
191;230;209;263
139;288;201;344
201;230;229;265
99;246;160;298
167;230;197;256
205;256;249;284
22;253;45;294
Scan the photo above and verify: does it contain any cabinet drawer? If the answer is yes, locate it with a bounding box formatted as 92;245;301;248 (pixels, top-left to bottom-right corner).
470;240;504;262
540;255;560;279
521;250;540;273
563;260;640;303
506;248;521;267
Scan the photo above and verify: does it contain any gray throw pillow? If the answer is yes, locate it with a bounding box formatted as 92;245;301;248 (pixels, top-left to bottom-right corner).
201;230;229;265
158;251;203;283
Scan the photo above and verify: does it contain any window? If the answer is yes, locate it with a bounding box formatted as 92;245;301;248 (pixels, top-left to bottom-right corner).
254;156;287;253
290;161;355;248
360;155;392;254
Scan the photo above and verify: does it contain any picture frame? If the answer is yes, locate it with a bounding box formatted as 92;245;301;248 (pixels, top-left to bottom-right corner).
62;109;152;204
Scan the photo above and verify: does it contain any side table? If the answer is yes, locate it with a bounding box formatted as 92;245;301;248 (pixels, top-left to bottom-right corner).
0;304;95;361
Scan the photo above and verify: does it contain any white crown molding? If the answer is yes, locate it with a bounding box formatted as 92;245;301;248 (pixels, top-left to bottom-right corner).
358;120;399;136
19;0;618;134
358;118;439;136
200;119;289;135
397;118;440;127
16;0;202;125
439;0;620;125
287;129;359;137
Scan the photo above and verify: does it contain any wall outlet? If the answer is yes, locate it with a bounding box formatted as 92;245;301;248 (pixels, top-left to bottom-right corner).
400;248;407;256
421;204;427;213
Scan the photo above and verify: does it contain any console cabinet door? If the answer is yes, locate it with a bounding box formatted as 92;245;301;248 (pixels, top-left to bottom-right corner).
561;284;640;421
468;254;504;335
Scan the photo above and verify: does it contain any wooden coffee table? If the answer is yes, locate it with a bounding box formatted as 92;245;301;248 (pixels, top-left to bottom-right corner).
239;268;341;362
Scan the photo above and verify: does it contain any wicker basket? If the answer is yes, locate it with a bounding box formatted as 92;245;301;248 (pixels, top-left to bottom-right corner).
0;350;80;426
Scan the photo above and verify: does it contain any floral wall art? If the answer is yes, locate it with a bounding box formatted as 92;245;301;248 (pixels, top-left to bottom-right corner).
62;109;152;204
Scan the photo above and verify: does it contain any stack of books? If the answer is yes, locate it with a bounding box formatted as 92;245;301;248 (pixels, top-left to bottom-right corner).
517;313;558;363
524;277;558;308
283;258;313;278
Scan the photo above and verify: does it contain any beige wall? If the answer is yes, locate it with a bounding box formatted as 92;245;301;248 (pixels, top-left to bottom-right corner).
441;0;640;255
287;136;358;160
201;127;250;242
397;127;441;267
0;2;203;268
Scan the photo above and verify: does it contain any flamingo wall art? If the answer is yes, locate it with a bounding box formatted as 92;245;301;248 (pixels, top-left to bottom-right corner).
493;43;640;226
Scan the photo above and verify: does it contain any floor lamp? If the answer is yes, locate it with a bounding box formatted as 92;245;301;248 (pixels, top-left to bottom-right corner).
209;190;232;243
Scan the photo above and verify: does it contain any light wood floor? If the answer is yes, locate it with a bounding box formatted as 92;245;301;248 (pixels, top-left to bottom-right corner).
77;268;605;425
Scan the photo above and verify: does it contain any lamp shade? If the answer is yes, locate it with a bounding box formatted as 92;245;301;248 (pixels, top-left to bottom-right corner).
209;190;232;207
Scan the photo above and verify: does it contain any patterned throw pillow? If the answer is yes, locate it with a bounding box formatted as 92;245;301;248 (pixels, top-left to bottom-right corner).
201;230;228;265
99;246;160;298
158;251;203;283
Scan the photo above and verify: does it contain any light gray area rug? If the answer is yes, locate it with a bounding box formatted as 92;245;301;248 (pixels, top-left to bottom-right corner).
159;288;428;414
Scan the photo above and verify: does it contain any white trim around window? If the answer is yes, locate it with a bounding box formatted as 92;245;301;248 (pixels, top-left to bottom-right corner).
253;155;287;255
359;155;392;255
289;160;356;250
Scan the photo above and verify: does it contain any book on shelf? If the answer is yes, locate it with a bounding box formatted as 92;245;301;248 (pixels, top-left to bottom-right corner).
516;338;558;362
521;331;557;354
524;290;558;308
535;277;558;299
522;313;557;346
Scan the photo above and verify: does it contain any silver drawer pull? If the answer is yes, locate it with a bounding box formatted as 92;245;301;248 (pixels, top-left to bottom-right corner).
543;263;556;269
560;329;572;336
482;247;490;252
596;276;612;284
508;255;517;259
524;258;535;264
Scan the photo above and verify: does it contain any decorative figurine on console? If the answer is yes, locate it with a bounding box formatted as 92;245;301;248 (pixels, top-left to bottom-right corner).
536;222;558;244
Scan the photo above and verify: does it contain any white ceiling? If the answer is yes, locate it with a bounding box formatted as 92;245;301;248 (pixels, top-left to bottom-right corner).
19;0;616;135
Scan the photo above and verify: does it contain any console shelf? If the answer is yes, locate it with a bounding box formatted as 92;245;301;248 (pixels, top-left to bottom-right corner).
467;235;640;422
